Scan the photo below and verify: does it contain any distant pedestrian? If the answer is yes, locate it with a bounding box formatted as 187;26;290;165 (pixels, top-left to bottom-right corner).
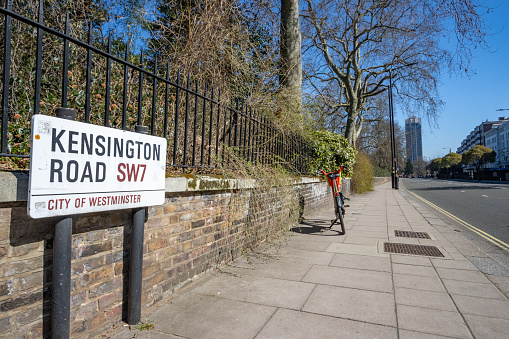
493;171;498;181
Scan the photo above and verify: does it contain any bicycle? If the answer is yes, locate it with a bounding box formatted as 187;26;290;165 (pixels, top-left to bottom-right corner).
319;167;350;234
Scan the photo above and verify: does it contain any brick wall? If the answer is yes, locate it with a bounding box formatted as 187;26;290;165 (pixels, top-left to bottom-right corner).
0;173;333;338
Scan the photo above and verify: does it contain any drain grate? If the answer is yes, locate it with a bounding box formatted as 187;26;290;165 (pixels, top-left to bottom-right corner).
394;230;431;239
384;242;444;257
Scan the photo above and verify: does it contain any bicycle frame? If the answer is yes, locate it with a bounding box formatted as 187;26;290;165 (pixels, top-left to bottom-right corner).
320;167;347;233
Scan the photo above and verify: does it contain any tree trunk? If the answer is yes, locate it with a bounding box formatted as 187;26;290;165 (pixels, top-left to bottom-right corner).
280;0;302;96
344;100;358;147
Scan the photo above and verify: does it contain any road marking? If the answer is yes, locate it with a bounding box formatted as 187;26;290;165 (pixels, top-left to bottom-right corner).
461;191;465;192
401;184;509;253
481;195;488;198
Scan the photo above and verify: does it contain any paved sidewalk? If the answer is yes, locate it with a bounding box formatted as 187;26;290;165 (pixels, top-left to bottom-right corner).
109;182;509;338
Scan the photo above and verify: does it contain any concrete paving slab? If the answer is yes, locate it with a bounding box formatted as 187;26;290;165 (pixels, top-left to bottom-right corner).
302;284;397;327
192;273;316;310
326;242;388;257
350;225;388;232
342;236;387;246
431;258;478;271
451;242;490;257
463;314;509;338
256;308;397;339
392;264;437;278
221;260;313;281
286;238;335;251
289;232;344;243
387;237;423;245
114;293;276;339
451;294;509;319
442;279;507;300
397;305;472;338
391;255;432;267
486;274;509;298
282;248;335;266
398;329;457;339
345;230;389;239
111;330;184;339
329;253;392;272
394;287;456;312
302;265;393;293
435;267;490;283
393;274;445;292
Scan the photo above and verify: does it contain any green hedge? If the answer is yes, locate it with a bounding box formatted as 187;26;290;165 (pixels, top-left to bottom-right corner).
352;152;374;194
308;130;356;175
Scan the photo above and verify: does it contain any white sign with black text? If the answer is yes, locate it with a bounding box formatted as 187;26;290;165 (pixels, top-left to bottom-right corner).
28;115;167;218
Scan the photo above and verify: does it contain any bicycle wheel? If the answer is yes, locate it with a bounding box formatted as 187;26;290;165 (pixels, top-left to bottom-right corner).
335;196;346;234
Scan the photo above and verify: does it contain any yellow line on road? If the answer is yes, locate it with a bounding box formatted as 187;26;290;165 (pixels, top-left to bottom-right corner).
401;183;509;253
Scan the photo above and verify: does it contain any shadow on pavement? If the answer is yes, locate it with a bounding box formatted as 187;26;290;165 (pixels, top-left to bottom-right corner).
291;219;343;236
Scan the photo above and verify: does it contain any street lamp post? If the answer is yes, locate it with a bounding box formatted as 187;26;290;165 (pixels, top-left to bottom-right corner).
388;70;396;188
388;63;416;189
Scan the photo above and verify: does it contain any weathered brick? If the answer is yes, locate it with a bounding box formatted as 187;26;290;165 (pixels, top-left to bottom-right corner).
179;213;193;221
19;271;43;291
3;257;43;277
98;290;122;310
191;201;205;209
164;204;177;213
147;239;168;252
192;237;206;248
0;279;14;297
0;290;43;312
88;277;122;299
71;290;87;308
15;304;42;325
173;253;189;265
143;272;166;289
0;245;7;258
191;219;205;229
143;263;161;277
0;316;11;334
114;262;124;276
79;266;113;287
76;301;98;320
72;256;105;275
76;242;113;259
105;250;125;265
89;311;106;328
13;242;39;257
180;231;193;242
71;320;87;334
112;237;124;249
105;304;122;319
85;230;104;242
148;206;164;217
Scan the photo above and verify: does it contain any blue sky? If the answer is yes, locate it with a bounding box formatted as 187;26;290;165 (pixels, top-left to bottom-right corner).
394;0;509;160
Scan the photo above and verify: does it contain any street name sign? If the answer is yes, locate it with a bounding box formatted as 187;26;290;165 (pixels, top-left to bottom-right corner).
28;115;167;218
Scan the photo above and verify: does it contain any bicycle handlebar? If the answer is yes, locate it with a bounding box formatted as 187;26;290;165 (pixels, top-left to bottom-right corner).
318;166;347;177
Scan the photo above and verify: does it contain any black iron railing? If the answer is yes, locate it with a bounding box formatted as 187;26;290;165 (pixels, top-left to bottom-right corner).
0;1;311;173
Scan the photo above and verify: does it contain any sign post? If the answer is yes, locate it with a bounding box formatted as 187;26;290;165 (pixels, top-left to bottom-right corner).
28;113;167;337
50;108;75;339
128;125;149;325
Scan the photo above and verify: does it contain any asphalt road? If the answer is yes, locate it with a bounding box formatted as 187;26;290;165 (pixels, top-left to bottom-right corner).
401;178;509;246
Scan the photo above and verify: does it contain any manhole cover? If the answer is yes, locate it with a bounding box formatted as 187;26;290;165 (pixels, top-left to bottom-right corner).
394;230;431;239
384;242;444;257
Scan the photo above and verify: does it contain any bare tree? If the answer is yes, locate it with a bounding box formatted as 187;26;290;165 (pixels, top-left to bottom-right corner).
301;0;488;146
356;96;404;172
